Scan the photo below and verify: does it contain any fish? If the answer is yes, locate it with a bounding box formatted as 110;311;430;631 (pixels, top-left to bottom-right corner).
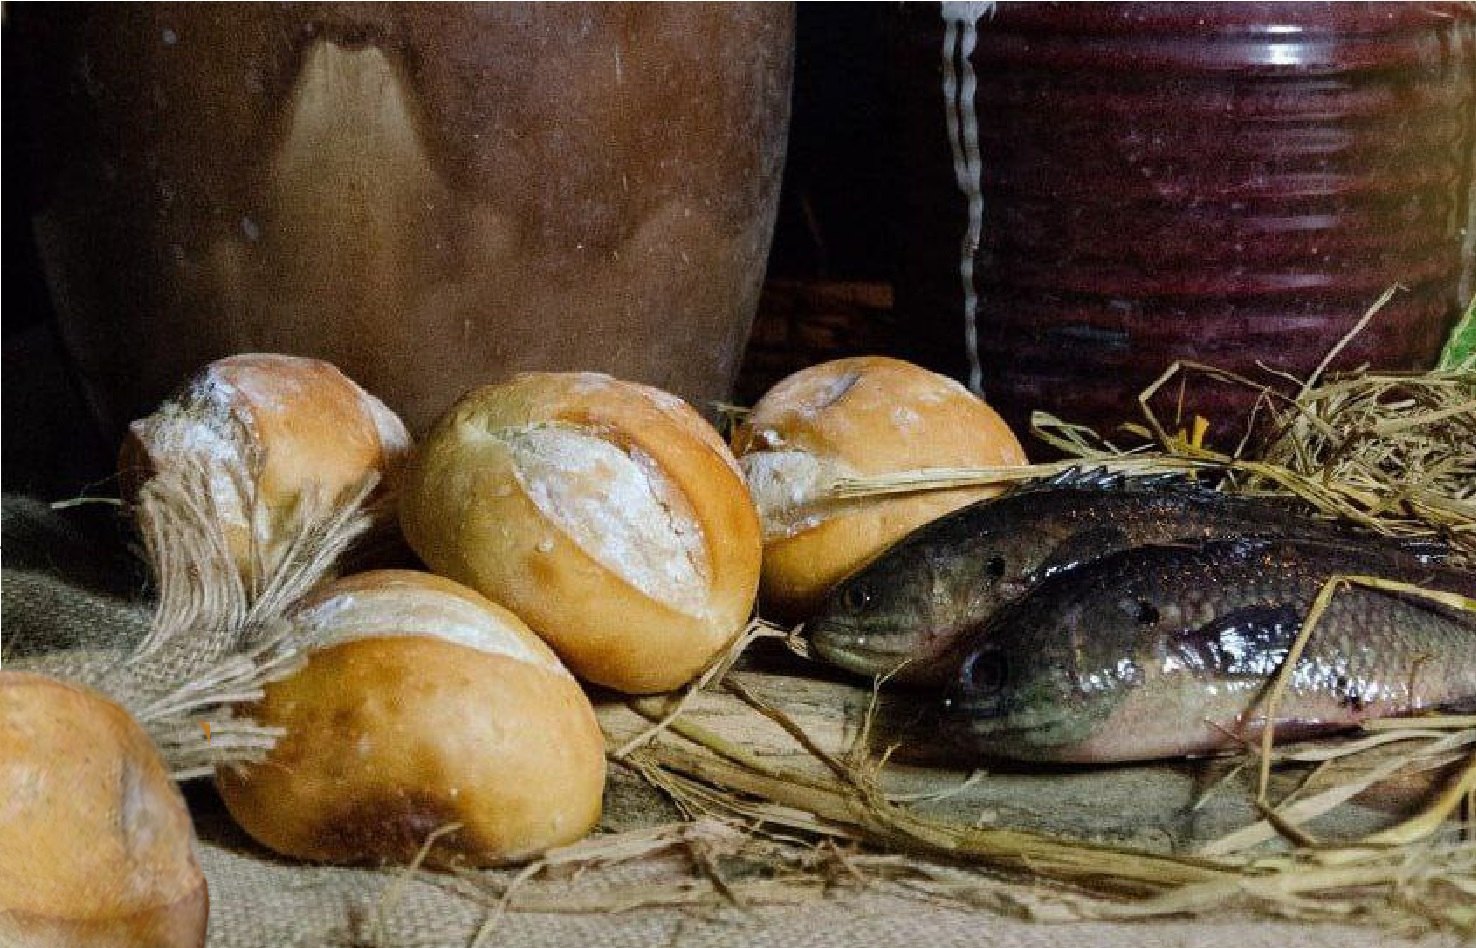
806;468;1443;686
943;537;1476;763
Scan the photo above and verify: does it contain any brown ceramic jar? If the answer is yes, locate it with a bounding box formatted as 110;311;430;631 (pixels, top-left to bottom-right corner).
17;4;793;437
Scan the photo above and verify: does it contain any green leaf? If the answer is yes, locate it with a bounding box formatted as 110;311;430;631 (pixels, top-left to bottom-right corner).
1436;294;1476;371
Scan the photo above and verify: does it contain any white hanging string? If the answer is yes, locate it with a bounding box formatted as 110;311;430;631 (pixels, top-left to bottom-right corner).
940;2;995;395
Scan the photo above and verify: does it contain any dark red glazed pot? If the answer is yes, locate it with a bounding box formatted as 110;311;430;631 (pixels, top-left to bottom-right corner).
890;2;1476;445
18;4;793;437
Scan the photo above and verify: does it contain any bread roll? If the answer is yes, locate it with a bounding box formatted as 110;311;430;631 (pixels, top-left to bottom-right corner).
399;372;762;694
0;673;207;948
735;357;1026;619
120;353;411;576
216;570;606;866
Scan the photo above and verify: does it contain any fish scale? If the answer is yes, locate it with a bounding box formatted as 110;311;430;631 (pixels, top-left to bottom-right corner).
945;537;1476;763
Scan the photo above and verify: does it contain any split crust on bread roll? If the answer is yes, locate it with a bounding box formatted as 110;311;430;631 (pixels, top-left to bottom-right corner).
216;570;606;867
0;673;208;948
399;372;762;694
120;353;412;575
735;357;1027;620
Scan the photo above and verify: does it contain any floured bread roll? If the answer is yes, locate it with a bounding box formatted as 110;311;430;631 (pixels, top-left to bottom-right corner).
120;353;411;578
215;570;606;867
735;357;1026;620
0;673;208;948
399;372;762;694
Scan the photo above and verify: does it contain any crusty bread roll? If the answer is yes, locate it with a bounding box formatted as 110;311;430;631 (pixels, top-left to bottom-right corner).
216;570;606;866
0;673;207;948
399;372;762;694
120;353;412;576
735;356;1026;620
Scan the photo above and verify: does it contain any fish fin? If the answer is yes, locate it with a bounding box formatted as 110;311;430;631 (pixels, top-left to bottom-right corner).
1032;526;1132;583
1045;465;1102;487
1013;465;1134;496
1172;604;1304;677
1138;471;1197;488
1015;465;1216;498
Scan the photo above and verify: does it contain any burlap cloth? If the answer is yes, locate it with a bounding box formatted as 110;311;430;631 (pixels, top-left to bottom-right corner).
2;496;1466;948
191;837;1465;948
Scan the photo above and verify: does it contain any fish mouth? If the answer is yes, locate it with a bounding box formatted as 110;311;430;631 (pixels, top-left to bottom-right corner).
941;696;1089;759
951;690;1139;764
809;636;910;680
945;699;1070;737
808;621;926;677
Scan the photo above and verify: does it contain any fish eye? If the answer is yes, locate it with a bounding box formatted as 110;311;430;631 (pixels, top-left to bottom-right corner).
841;583;872;612
1134;600;1160;625
985;555;1006;579
960;648;1008;696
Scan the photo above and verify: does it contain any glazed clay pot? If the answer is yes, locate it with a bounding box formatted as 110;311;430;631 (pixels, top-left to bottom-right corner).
889;3;1476;443
19;4;793;437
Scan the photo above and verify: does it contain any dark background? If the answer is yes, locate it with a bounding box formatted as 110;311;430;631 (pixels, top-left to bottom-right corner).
2;5;898;499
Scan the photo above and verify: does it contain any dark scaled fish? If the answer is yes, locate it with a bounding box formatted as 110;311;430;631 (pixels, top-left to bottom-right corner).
807;469;1441;686
945;537;1476;763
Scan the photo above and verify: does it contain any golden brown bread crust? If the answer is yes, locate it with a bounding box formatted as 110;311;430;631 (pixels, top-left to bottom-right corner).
736;357;1026;619
0;673;207;948
216;570;606;866
212;353;411;506
1;891;209;948
399;372;762;694
119;353;412;574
